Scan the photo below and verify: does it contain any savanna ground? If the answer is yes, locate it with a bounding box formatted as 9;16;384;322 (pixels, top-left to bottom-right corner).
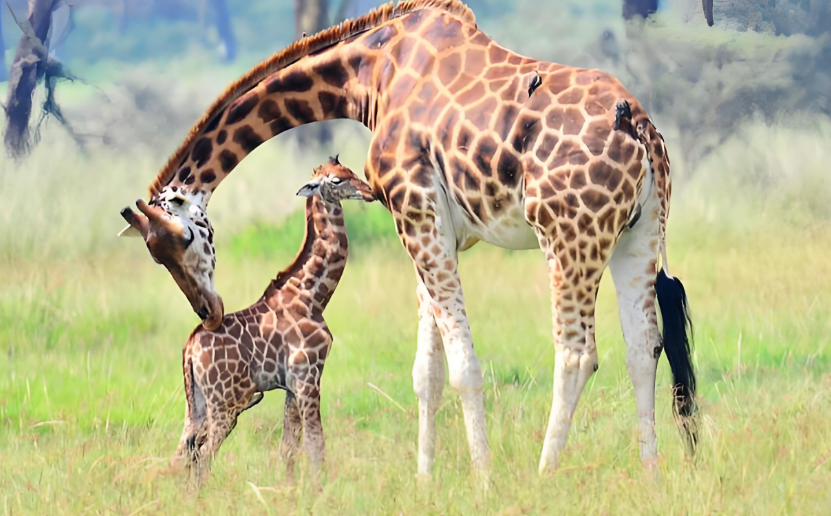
2;1;831;514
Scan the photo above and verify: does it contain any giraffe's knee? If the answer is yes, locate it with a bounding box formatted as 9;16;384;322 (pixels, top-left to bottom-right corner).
557;345;599;378
413;351;445;402
582;352;599;375
446;352;483;394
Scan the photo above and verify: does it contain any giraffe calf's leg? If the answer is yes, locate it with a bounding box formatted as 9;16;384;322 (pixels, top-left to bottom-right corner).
173;357;208;482
194;402;241;487
412;280;446;479
171;403;195;473
280;392;303;480
192;377;251;487
296;381;325;475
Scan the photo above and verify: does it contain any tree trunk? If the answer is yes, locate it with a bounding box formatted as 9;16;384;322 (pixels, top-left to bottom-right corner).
703;0;714;26
208;0;236;62
622;0;658;20
294;0;332;146
295;0;329;41
0;7;8;82
4;0;56;158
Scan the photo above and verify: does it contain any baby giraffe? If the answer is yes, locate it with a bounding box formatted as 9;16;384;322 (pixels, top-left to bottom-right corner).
171;157;375;484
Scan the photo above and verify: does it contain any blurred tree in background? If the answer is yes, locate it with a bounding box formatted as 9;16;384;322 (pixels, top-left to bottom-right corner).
718;0;831;35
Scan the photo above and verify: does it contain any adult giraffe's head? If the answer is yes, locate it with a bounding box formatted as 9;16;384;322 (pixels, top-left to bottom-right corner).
119;190;223;330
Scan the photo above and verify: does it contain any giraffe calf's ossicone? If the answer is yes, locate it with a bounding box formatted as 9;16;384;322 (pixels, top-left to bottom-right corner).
170;158;375;486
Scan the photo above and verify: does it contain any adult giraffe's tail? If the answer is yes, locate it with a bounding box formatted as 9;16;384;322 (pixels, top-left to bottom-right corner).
616;100;698;453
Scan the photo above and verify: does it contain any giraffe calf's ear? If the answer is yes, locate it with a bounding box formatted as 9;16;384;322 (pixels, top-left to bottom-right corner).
296;180;321;197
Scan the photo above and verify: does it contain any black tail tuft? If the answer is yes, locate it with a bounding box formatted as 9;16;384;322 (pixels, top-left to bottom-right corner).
656;269;698;452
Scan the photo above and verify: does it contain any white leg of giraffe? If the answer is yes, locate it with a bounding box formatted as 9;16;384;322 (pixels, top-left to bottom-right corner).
412;279;446;478
538;240;600;474
609;172;662;465
395;197;490;475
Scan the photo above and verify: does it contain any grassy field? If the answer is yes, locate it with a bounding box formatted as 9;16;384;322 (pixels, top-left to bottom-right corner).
2;117;830;515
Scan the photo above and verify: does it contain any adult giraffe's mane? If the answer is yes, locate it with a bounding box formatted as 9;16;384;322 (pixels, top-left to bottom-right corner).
149;0;476;199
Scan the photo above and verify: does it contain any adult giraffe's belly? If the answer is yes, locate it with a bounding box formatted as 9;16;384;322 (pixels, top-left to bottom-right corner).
436;154;539;251
448;196;540;251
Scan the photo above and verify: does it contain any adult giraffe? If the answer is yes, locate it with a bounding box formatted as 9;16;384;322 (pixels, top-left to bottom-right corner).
120;0;697;476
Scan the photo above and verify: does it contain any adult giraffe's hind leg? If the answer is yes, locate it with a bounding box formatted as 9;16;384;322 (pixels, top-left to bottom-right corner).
609;175;662;466
535;234;602;474
413;280;446;478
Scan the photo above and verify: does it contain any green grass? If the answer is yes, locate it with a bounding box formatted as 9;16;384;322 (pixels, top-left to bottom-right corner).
3;124;831;513
2;215;831;514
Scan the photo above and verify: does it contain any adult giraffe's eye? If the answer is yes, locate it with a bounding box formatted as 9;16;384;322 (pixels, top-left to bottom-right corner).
330;177;343;185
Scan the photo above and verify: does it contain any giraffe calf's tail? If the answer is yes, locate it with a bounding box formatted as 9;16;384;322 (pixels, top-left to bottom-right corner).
616;99;698;453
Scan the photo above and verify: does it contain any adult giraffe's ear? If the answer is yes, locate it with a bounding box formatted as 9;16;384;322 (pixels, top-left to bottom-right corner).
118;225;141;237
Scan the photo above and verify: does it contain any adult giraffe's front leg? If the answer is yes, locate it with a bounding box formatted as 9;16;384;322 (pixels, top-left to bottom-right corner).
384;166;490;475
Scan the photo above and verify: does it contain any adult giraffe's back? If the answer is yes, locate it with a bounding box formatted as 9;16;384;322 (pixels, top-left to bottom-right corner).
120;0;697;476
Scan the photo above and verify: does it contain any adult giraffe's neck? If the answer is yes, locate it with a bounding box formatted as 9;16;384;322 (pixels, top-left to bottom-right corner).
155;46;380;206
262;195;348;313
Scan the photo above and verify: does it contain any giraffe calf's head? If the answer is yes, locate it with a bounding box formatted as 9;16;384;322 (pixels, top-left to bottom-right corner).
119;192;223;330
296;156;375;203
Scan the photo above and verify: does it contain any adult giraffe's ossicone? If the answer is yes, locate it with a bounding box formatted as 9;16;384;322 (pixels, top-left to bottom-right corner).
120;0;697;476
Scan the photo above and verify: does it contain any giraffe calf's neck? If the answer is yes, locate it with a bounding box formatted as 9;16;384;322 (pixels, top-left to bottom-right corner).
170;160;374;484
